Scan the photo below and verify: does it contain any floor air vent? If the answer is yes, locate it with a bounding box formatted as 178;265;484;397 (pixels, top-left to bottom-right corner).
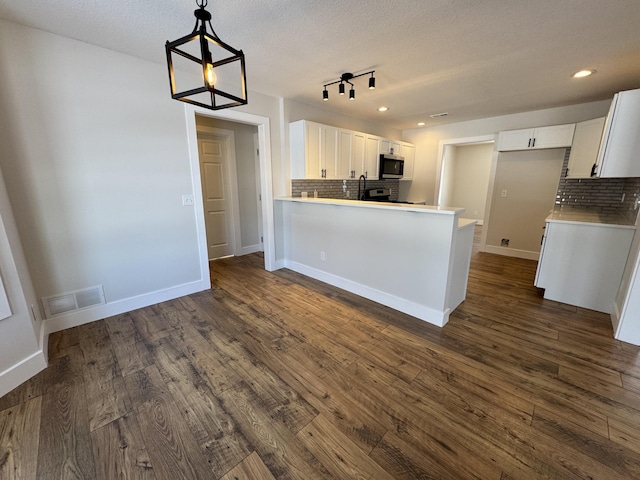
42;285;106;318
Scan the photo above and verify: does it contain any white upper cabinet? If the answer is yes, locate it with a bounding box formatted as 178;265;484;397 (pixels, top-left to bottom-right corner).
337;130;353;179
566;117;606;179
399;143;415;180
291;120;413;181
596;88;640;178
290;120;339;179
364;135;380;180
498;124;575;151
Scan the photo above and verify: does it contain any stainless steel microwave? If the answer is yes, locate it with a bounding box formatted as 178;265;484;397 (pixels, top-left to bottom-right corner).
379;153;404;179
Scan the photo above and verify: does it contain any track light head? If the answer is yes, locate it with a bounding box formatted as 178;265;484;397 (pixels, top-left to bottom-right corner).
322;70;375;102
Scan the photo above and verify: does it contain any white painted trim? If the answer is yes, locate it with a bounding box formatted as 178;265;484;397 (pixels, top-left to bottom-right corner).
483;245;540;261
184;106;276;272
435;135;496;253
240;244;263;256
479;148;501;252
0;349;47;398
43;278;209;334
284;260;450;327
434;135;497;205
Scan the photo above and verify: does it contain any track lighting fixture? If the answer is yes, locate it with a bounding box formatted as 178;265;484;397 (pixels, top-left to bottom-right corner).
322;71;375;101
165;0;248;110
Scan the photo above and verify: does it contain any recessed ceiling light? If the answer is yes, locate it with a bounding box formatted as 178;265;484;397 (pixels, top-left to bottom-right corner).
572;69;596;78
378;106;389;112
417;122;426;126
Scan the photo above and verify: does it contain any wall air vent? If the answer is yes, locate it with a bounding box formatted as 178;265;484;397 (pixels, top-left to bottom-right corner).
42;285;106;318
429;112;449;118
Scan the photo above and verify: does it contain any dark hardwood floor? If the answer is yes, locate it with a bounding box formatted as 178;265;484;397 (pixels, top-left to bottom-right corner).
3;226;640;479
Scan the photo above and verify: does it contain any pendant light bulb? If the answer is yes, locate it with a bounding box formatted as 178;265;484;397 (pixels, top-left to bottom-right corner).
205;62;217;87
339;82;345;95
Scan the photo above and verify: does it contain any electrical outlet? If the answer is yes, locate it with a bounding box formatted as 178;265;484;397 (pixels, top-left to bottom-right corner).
501;190;508;198
320;251;326;261
182;194;194;206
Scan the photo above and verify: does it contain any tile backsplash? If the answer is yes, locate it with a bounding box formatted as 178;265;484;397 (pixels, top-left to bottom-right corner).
291;179;399;201
556;148;640;221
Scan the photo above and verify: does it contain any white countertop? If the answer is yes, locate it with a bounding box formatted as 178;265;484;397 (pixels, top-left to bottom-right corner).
276;196;464;215
546;208;636;228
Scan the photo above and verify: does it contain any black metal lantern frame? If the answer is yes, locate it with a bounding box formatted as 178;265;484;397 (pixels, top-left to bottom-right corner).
166;0;247;110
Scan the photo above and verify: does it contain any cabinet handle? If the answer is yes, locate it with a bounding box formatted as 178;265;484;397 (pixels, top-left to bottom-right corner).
528;138;531;148
532;138;536;147
590;163;598;177
365;171;368;178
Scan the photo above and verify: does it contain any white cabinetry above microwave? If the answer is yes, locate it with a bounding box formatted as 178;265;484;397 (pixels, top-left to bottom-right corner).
290;120;414;180
497;124;575;151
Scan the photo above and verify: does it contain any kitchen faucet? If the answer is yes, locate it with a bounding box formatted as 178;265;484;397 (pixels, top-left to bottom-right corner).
358;174;367;201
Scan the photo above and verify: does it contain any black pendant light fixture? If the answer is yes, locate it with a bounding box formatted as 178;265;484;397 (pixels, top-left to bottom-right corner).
323;71;375;102
165;0;247;110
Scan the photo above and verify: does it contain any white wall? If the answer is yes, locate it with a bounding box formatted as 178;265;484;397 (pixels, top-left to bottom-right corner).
0;167;46;397
441;143;493;222
401;101;611;203
0;18;284;393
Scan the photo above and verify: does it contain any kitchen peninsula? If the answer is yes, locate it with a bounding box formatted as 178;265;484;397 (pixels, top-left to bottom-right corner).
274;197;475;326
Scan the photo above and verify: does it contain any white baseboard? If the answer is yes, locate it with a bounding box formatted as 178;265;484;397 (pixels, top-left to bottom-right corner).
44;278;210;334
483;245;540;261
284;260;449;327
0;349;47;398
240;244;263;256
273;258;286;271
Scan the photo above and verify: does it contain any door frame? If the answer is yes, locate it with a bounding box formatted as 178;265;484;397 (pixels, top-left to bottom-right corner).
196;127;242;259
434;134;496;253
183;105;275;280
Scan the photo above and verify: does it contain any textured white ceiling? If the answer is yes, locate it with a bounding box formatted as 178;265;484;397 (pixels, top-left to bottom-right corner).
1;0;639;130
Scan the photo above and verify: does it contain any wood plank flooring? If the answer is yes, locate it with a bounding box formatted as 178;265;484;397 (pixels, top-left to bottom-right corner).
3;226;640;479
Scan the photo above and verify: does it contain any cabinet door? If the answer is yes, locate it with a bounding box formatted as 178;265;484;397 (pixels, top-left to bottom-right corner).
321;126;339;179
532;124;575;149
400;143;415;180
390;141;401;155
379;139;391;155
497;129;534;151
337;130;353;179
364;136;380;179
597;88;640;178
535;221;634;313
352;132;366;178
566;117;605;178
305;122;322;179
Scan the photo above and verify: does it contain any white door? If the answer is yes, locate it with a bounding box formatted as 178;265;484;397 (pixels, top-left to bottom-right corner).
198;134;235;260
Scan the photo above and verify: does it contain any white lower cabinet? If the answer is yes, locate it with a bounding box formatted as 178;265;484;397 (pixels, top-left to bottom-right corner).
535;220;635;313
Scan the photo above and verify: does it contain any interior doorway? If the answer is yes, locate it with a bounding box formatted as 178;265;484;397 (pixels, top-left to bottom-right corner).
195;115;264;263
184;106;275;287
438;142;494;225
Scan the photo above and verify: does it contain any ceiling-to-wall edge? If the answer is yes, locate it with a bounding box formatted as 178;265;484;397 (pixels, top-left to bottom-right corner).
399;99;612;203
